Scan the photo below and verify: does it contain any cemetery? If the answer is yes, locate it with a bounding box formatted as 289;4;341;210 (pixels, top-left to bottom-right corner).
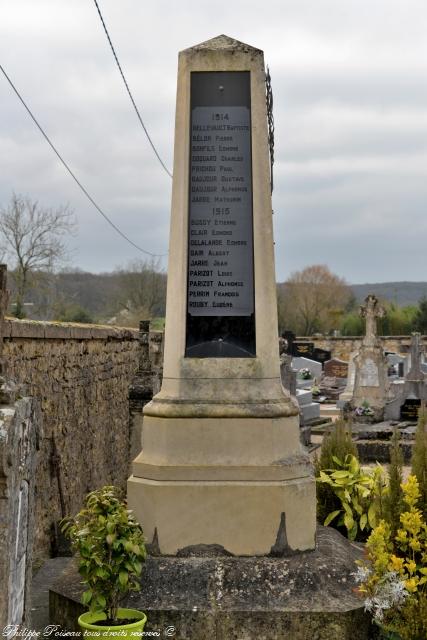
2;28;427;640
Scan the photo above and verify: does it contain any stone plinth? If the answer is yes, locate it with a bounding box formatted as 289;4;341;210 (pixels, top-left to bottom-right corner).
128;35;315;556
49;526;377;640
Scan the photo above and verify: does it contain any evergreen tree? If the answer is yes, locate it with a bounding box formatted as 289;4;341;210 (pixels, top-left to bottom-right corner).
411;406;427;518
384;426;404;539
414;296;427;334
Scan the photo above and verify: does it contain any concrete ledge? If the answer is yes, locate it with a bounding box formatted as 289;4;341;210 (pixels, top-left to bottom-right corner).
4;318;139;341
49;526;378;639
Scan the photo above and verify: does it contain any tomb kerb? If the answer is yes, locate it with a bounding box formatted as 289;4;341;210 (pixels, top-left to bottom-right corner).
128;35;316;556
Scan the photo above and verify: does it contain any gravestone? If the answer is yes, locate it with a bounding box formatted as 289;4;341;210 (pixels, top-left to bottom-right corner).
296;389;320;426
313;347;332;366
292;356;322;381
128;35;315;556
350;295;389;421
292;341;314;358
386;353;406;378
400;397;421;421
324;358;348;379
385;333;427;421
338;351;357;408
280;354;297;396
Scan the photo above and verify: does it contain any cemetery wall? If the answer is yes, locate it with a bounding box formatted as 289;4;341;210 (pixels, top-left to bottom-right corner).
296;335;427;361
2;318;140;566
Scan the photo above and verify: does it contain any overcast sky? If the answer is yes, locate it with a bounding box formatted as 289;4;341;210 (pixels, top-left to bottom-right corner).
1;0;427;284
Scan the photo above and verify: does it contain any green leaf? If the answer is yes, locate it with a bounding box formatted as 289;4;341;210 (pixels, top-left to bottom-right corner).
119;571;128;586
96;595;106;609
344;512;354;533
324;510;341;527
367;502;377;529
349;456;359;475
331;470;350;478
82;589;93;606
360;513;367;531
332;456;343;467
342;501;353;516
349;522;358;541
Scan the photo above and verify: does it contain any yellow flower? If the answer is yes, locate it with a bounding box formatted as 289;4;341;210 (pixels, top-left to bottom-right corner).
405;559;417;575
404;576;419;593
400;510;423;536
396;528;408;546
409;537;422;553
388;555;405;573
402;476;421;509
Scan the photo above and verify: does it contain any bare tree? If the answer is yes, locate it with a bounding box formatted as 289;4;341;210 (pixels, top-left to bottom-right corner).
113;258;167;326
278;264;352;335
0;194;76;317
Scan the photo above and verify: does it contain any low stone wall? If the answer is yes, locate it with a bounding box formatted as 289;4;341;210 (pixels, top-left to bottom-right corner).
3;319;140;566
295;335;427;361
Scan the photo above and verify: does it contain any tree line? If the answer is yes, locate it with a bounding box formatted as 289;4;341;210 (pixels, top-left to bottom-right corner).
1;195;426;334
277;264;427;336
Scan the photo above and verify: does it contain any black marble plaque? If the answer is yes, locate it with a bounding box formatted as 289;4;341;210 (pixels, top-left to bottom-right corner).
292;342;315;358
400;398;421;421
185;71;255;358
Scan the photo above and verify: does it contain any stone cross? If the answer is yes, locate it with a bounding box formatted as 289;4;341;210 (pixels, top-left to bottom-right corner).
360;294;384;347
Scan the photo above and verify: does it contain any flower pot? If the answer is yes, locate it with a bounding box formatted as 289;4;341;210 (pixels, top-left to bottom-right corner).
78;608;147;640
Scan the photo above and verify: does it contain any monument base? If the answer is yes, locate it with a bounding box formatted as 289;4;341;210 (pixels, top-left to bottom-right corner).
128;474;315;556
128;413;316;555
49;526;378;640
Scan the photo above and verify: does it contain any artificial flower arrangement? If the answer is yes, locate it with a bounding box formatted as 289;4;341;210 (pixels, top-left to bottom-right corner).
299;367;312;380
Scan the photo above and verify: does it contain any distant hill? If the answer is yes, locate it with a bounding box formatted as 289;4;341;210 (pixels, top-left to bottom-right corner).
351;282;427;307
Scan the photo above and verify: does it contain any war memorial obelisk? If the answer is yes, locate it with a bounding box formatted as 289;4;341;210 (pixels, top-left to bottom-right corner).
128;35;316;555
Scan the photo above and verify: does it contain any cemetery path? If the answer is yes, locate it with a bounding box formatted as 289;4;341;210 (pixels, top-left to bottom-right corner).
31;557;70;632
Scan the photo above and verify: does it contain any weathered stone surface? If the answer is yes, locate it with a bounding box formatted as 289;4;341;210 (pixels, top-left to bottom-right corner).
385;333;427;420
3;319;140;565
0;395;41;629
356;439;413;464
49;526;377;639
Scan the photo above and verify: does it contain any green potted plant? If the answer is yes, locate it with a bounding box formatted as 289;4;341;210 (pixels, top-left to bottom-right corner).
61;485;147;639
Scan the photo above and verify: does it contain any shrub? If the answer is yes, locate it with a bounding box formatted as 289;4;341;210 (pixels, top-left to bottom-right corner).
61;486;146;623
317;454;386;541
315;420;357;525
354;476;427;640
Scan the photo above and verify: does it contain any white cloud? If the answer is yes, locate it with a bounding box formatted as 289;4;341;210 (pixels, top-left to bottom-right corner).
1;0;427;282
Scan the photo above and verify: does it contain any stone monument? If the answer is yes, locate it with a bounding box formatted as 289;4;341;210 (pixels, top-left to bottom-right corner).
128;34;315;556
51;37;375;640
349;294;389;421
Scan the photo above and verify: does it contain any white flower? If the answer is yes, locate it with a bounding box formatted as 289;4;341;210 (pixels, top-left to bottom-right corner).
361;571;409;623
